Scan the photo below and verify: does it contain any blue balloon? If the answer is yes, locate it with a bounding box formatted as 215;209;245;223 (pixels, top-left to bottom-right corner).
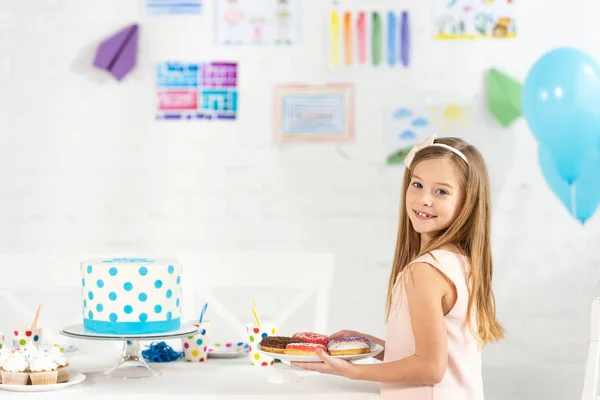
523;47;600;183
538;145;600;224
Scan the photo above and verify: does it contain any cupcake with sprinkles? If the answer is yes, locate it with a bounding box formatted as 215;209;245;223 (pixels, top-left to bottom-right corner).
0;350;29;385
327;336;371;356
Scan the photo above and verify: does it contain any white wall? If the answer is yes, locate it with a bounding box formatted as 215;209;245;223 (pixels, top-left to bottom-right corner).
1;0;600;398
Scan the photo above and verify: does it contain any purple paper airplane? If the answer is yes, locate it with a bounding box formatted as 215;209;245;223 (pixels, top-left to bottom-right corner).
93;23;139;81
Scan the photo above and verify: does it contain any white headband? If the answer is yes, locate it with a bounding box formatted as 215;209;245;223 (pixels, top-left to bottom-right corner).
403;135;468;168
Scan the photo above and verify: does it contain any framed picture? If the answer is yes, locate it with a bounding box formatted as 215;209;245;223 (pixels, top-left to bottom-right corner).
273;84;354;142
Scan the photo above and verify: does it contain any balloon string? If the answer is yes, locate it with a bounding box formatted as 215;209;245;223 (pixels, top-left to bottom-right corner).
571;184;577;218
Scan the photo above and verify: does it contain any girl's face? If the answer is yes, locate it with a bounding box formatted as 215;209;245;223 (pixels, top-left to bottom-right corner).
405;157;465;243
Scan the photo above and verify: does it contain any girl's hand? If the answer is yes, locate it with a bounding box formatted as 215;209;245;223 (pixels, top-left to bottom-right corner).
291;349;358;379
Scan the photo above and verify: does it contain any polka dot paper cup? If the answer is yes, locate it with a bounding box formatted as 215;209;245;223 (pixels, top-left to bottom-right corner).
246;322;277;367
182;321;210;362
12;326;43;349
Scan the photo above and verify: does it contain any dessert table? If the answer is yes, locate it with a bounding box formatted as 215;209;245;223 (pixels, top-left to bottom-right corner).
1;351;382;399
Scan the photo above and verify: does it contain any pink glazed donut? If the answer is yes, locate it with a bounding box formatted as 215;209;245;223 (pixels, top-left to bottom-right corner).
291;332;330;346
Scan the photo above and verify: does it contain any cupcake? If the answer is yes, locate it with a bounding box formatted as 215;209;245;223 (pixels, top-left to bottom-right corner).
46;346;70;383
0;345;13;384
28;353;58;385
0;351;29;385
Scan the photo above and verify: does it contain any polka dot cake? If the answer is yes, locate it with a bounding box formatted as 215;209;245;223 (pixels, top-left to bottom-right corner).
80;258;182;335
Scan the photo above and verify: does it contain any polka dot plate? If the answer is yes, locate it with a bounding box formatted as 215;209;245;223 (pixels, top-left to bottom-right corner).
207;341;250;358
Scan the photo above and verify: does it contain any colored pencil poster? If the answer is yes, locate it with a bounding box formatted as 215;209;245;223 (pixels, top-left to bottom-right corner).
327;8;411;69
156;61;238;120
215;0;301;45
434;0;517;40
274;84;354;142
384;104;473;164
145;0;204;15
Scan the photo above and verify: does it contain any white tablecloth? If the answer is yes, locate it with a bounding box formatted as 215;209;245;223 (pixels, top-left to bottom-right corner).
1;352;382;399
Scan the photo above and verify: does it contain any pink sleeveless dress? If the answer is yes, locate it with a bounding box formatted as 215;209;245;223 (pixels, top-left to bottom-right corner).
380;249;484;400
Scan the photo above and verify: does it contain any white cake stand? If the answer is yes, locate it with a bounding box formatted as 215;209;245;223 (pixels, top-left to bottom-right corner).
60;323;198;379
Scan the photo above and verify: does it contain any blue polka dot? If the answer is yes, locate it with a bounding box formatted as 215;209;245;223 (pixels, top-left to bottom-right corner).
154;280;163;289
176;298;180;307
87;265;92;273
124;305;133;314
109;313;118;322
84;299;87;307
196;338;203;345
168;265;174;274
96;304;104;312
138;293;148;302
124;282;133;291
237;342;243;346
97;279;104;288
82;278;85;287
201;329;206;335
166;311;172;320
166;289;172;299
154;305;162;313
88;311;94;320
109;267;118;276
176;276;181;285
109;292;117;301
33;335;39;342
261;332;268;338
139;313;148;322
139;267;148;276
88;291;94;300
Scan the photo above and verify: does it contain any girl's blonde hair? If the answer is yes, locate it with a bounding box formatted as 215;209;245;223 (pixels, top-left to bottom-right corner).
385;137;505;347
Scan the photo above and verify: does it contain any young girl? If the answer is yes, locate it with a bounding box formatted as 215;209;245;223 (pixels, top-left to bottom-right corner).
292;135;505;399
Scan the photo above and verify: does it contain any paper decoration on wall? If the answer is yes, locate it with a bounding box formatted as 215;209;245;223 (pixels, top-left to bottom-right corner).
156;61;238;120
385;104;473;164
328;9;410;68
487;68;522;127
93;23;139;81
215;0;301;45
145;0;204;15
434;0;517;40
274;84;354;142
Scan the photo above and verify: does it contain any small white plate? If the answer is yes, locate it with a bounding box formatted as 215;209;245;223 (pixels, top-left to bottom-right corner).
42;343;78;354
0;372;86;392
258;344;384;363
207;341;250;358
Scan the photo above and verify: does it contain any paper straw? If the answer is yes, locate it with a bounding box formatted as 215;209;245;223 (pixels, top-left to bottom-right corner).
199;302;208;323
251;299;261;327
31;304;42;330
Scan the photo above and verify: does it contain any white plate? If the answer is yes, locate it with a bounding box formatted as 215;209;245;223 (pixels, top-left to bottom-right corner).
0;372;86;392
60;324;198;341
258;343;384;363
42;343;78;354
207;341;249;358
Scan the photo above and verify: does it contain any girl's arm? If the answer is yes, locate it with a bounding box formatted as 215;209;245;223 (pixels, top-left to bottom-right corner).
351;262;451;384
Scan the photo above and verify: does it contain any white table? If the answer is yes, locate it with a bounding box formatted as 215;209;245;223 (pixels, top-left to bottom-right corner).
1;352;382;399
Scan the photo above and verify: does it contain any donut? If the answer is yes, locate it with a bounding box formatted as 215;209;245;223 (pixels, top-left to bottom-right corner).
327;336;371;356
291;332;330;346
284;342;328;356
258;336;306;354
